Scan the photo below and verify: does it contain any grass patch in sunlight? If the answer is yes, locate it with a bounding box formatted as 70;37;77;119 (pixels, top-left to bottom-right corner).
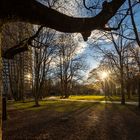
8;100;58;110
7;95;138;113
69;95;138;102
43;95;138;102
69;95;105;101
106;96;121;101
7;100;98;113
8;100;35;110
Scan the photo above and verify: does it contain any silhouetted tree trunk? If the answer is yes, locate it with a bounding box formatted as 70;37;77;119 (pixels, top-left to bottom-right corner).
110;30;126;105
34;95;40;107
138;78;140;108
126;84;131;99
1;25;7;121
128;0;140;107
125;52;131;100
120;69;125;105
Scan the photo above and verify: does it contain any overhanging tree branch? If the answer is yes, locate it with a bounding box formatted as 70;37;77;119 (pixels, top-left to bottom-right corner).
1;0;126;39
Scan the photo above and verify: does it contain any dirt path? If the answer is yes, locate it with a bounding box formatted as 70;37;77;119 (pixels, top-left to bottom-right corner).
3;103;140;140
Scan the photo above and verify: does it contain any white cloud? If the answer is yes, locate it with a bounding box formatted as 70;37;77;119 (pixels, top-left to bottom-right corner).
76;41;88;54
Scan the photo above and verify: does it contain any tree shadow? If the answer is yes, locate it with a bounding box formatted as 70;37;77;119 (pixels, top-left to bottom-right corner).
3;102;140;140
87;103;140;140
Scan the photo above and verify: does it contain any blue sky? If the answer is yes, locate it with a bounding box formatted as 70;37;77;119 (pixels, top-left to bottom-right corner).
38;0;140;79
76;1;140;79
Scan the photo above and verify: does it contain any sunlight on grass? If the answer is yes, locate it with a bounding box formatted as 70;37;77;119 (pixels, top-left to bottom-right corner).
69;95;105;101
106;96;121;101
5;100;140;140
7;95;138;114
7;100;98;113
68;95;138;102
8;101;35;110
8;100;64;111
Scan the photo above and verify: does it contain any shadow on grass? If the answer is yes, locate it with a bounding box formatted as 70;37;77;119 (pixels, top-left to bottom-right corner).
4;102;101;140
4;100;140;140
125;105;140;116
87;103;140;140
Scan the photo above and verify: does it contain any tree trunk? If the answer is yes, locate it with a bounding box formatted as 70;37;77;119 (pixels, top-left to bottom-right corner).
1;24;7;121
2;96;7;121
33;85;40;107
64;82;69;98
0;25;3;123
138;79;140;108
120;70;125;105
126;83;131;100
35;97;39;107
60;81;64;98
34;90;40;107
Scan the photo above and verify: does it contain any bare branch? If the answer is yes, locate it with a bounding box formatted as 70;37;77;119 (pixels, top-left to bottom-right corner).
1;0;126;39
2;25;44;59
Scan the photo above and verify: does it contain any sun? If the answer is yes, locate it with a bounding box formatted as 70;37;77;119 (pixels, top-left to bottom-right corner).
25;73;32;80
99;71;109;80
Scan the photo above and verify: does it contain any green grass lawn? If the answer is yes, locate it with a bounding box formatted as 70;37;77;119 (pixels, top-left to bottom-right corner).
7;95;138;114
7;100;94;112
68;95;138;102
69;95;105;101
4;99;140;140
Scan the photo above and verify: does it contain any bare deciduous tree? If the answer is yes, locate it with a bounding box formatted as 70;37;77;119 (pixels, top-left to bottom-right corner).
32;27;56;106
54;34;88;98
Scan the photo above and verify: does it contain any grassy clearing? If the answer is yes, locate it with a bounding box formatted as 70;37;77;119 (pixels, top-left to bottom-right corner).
7;97;138;117
69;95;105;101
69;95;138;102
7;99;140;116
7;95;138;112
7;100;95;113
4;100;140;140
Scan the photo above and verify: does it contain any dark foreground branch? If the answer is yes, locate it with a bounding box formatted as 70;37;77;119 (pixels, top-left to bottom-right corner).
1;0;125;38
